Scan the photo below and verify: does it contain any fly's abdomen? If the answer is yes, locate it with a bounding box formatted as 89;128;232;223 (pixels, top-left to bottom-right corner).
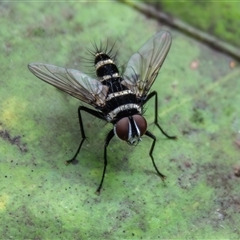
94;52;141;122
95;52;119;79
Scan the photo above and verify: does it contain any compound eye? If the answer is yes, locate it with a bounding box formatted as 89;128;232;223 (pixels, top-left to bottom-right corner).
132;115;147;136
115;117;129;141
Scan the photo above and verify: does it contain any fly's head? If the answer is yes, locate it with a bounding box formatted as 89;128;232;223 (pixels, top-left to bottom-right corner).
114;115;147;145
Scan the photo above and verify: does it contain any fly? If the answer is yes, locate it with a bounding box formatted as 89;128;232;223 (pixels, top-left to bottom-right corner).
28;30;177;194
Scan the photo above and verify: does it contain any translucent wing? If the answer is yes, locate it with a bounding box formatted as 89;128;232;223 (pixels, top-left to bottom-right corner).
122;30;171;97
28;63;109;107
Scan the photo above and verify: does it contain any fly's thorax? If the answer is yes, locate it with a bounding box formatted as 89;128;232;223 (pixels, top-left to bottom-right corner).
95;52;119;79
114;114;147;145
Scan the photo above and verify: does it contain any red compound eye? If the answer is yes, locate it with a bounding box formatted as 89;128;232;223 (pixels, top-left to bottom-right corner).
132;115;147;136
115;117;129;141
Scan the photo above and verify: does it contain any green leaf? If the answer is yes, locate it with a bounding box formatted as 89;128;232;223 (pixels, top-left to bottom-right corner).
0;2;239;239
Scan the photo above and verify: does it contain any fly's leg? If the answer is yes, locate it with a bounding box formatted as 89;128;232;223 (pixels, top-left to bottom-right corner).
95;129;114;195
65;106;105;164
145;130;166;180
144;91;177;140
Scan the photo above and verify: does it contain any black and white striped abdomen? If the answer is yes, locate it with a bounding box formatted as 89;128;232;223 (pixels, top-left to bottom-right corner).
94;52;119;80
94;52;142;122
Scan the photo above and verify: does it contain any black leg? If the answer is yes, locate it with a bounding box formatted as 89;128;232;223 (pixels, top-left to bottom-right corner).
66;106;105;164
145;130;166;180
96;129;115;195
144;91;177;140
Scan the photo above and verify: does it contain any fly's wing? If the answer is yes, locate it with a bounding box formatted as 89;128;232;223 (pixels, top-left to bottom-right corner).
122;30;171;98
28;63;109;107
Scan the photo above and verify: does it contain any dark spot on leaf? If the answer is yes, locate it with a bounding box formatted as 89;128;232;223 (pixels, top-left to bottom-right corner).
194;99;208;110
31;27;46;37
182;127;199;135
165;95;172;101
184;161;192;168
190;108;204;124
0;129;28;152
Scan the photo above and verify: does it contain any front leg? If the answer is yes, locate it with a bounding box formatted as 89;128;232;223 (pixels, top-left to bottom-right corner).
145;130;166;180
66;106;105;164
95;129;115;195
144;91;177;140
